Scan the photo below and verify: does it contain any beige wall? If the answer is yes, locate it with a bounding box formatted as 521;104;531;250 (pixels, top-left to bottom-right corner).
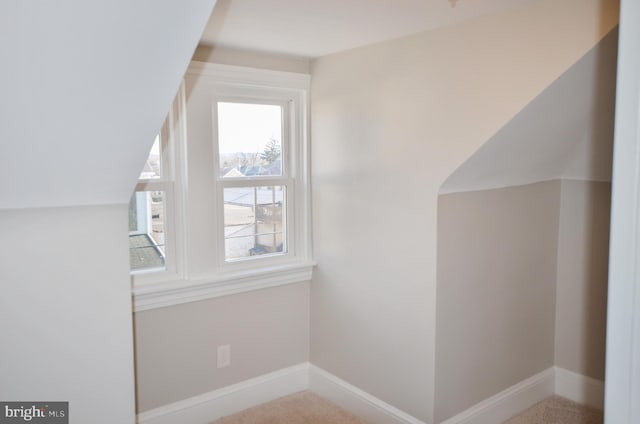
310;1;617;421
193;44;311;74
435;179;611;421
134;282;310;412
435;181;561;422
555;180;611;380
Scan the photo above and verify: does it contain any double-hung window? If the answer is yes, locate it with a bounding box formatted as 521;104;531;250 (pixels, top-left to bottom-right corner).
212;90;307;272
131;63;312;311
129;126;172;273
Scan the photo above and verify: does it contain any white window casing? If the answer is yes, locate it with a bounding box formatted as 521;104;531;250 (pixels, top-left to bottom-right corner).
132;63;313;311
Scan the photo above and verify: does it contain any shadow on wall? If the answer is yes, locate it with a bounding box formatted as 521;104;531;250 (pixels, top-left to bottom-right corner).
433;29;617;423
438;29;618;196
556;180;611;381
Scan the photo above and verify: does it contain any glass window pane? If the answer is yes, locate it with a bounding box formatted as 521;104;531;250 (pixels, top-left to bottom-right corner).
129;190;166;270
139;134;162;179
217;102;283;178
223;186;286;260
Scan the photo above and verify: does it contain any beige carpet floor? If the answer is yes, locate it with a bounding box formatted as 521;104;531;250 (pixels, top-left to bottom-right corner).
503;395;603;424
211;391;368;424
211;392;601;424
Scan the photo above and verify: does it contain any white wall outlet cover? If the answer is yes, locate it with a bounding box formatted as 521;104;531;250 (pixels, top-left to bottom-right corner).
217;345;231;368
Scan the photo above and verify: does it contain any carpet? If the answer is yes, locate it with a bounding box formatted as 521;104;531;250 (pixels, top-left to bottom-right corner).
210;391;368;424
503;395;603;424
211;391;602;424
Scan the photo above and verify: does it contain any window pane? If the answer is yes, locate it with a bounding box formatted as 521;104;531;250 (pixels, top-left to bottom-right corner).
223;186;286;260
217;102;282;178
139;134;162;179
129;190;166;270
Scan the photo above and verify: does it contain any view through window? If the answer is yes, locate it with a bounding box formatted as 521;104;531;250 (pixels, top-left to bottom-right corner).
217;102;287;261
129;135;167;271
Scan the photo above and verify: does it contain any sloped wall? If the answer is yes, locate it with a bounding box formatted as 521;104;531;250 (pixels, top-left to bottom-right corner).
0;1;217;210
440;29;618;194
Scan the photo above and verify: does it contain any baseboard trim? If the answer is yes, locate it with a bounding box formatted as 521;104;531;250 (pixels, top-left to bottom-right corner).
554;367;604;410
136;363;309;424
308;365;426;424
136;364;604;424
440;368;555;424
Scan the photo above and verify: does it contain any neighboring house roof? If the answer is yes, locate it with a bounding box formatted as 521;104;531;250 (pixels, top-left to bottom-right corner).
129;234;165;270
224;187;284;206
224;162;282;178
223;168;246;178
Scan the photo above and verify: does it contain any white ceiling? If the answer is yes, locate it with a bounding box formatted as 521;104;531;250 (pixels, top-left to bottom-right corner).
200;0;538;58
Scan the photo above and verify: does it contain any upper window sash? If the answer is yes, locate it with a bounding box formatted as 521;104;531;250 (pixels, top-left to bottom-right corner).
213;97;292;182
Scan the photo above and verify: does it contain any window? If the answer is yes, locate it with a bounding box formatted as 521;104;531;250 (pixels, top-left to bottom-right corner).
215;101;288;262
131;63;312;312
209;75;311;274
129;135;167;271
129;100;181;283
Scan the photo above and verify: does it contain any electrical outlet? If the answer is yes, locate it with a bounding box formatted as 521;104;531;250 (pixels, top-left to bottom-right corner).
217;345;231;368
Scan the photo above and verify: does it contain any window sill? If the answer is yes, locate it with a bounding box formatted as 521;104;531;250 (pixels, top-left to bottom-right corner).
132;262;315;312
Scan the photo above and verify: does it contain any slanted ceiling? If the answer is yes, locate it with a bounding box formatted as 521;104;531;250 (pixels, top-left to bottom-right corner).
0;0;217;210
440;28;618;194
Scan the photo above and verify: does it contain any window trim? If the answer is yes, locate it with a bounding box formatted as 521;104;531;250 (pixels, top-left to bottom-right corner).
130;83;187;286
132;63;313;312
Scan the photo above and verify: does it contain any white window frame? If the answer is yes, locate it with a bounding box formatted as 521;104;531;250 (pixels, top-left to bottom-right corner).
132;63;313;311
130;88;186;286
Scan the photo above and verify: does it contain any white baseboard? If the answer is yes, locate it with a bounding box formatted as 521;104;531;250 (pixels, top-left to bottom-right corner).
136;363;309;424
554;367;604;410
440;368;555;424
308;365;426;424
136;364;604;424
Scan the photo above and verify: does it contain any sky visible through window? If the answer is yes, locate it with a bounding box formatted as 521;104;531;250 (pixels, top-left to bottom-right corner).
218;102;282;153
139;134;161;180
